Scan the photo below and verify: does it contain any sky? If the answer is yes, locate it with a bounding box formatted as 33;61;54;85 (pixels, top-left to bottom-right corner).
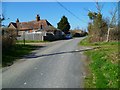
1;2;118;30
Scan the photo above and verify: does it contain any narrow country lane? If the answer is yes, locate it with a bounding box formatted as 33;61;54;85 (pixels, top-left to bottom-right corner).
2;37;87;88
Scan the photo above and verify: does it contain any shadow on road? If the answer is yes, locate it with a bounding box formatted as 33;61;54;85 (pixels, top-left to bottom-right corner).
23;48;94;59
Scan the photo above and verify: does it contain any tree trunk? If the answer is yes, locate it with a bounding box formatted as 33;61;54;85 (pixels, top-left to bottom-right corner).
106;28;111;42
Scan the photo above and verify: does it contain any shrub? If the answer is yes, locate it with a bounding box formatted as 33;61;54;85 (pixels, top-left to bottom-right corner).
2;28;17;50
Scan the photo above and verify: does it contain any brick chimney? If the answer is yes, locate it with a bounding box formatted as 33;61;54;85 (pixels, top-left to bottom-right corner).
36;14;40;21
16;18;19;23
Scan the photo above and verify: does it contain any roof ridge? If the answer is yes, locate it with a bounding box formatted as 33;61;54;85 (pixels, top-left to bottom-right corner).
8;19;53;30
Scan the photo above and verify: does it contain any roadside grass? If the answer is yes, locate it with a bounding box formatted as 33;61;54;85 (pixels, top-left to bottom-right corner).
16;40;49;43
2;44;42;67
79;37;119;88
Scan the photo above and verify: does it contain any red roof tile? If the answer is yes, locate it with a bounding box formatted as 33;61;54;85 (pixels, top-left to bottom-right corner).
8;19;54;31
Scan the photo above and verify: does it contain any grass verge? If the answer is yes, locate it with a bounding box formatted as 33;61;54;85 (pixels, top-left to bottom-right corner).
79;37;119;88
2;44;42;67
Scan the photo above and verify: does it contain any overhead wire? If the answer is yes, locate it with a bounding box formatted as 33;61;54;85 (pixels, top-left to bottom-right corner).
56;0;88;24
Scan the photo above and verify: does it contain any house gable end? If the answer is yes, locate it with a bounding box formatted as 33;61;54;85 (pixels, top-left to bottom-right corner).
8;22;17;29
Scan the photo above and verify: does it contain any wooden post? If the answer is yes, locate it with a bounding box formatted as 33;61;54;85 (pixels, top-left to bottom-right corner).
23;31;25;45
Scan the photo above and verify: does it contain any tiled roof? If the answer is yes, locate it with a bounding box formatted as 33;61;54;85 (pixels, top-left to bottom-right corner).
8;19;55;31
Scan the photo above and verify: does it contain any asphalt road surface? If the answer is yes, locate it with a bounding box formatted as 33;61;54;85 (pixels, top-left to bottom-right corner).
2;37;87;88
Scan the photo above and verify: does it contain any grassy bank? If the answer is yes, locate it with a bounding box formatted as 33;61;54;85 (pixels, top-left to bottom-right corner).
79;37;119;88
2;45;42;67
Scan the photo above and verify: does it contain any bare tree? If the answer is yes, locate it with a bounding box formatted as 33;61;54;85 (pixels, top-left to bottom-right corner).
106;5;118;42
0;14;5;27
95;1;104;13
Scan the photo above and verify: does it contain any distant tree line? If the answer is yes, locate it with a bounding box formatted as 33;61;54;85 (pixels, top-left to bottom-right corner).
57;15;87;37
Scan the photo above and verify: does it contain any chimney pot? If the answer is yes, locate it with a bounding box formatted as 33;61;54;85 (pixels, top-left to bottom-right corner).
36;14;40;21
16;18;19;23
